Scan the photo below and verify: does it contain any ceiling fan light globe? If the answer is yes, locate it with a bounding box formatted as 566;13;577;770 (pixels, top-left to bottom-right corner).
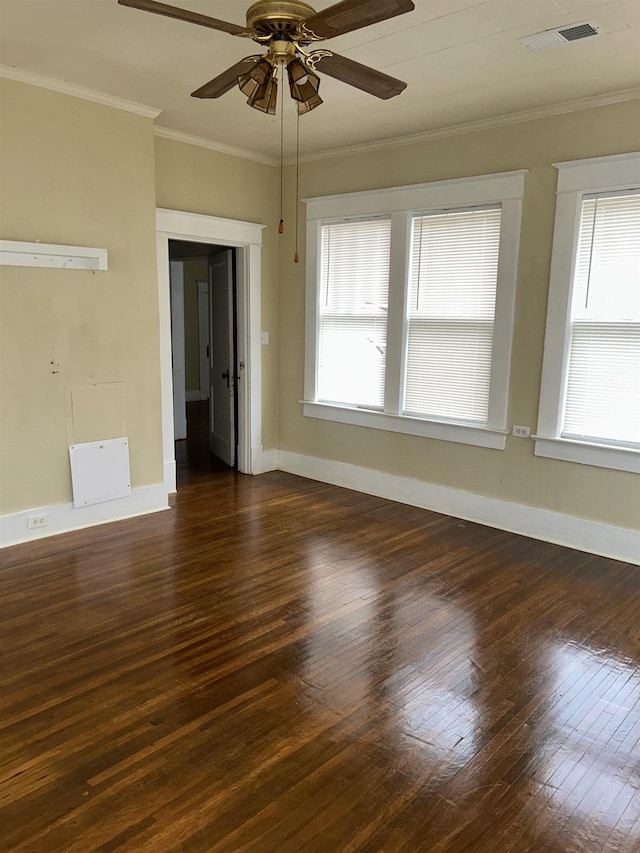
238;57;274;98
288;57;321;106
296;91;323;113
290;80;317;101
287;57;310;85
247;77;278;114
238;75;259;97
291;78;320;101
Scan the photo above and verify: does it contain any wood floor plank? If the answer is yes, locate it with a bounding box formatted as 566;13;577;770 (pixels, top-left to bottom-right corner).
1;405;639;851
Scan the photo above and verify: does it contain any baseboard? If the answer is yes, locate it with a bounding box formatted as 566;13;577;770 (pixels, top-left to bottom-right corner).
7;451;635;564
164;459;177;494
261;449;279;473
0;483;170;549
276;450;639;566
250;444;271;475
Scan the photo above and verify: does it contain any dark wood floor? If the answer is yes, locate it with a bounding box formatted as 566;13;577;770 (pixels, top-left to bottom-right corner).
1;409;639;851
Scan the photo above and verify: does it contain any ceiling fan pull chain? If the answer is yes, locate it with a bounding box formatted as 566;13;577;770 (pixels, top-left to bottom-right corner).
279;66;285;234
294;109;300;263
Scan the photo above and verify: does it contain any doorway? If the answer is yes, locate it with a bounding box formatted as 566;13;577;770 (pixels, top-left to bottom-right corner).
156;208;266;493
169;240;239;474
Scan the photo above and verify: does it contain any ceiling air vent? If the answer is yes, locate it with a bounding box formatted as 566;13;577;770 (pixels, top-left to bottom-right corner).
519;20;601;52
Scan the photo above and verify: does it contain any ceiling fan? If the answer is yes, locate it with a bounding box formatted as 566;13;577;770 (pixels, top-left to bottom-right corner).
118;0;415;115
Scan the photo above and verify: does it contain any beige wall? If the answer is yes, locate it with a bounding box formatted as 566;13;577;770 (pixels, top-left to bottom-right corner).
2;77;636;538
154;136;280;451
277;99;640;530
0;85;280;521
0;79;162;514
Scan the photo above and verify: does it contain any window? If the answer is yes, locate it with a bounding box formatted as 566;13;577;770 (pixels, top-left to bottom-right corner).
536;152;640;473
564;192;640;444
318;217;390;408
303;171;526;450
405;206;501;423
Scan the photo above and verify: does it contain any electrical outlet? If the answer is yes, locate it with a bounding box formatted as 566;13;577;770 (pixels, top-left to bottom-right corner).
512;425;531;438
28;514;48;529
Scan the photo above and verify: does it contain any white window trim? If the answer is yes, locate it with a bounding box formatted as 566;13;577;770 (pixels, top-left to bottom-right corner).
535;151;640;474
301;401;508;449
303;170;527;450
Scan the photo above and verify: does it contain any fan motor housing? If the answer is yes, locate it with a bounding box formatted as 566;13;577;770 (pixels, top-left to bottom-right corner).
246;1;316;37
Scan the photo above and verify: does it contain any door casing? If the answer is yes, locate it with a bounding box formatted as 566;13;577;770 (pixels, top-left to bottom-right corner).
156;208;266;491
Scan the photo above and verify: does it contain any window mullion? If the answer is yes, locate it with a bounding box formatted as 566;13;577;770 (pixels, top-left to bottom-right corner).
537;192;582;437
304;217;322;402
384;211;411;414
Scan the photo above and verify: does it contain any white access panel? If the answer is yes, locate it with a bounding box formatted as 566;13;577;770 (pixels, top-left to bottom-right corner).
69;437;131;508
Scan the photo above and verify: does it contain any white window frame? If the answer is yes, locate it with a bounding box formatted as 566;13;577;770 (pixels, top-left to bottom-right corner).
303;170;527;450
535;152;640;475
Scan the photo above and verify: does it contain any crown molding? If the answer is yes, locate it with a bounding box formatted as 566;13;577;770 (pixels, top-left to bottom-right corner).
291;88;640;165
153;126;278;167
0;65;161;118
0;65;274;165
3;63;637;167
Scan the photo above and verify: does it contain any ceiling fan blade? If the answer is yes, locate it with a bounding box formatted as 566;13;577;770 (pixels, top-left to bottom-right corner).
117;0;248;36
191;57;261;99
302;0;415;40
312;52;406;99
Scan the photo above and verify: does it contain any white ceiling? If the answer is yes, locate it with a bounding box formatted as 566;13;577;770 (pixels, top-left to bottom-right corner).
1;0;639;161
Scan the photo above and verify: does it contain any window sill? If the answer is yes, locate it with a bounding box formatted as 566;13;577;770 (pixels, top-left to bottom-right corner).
533;436;640;473
302;401;507;449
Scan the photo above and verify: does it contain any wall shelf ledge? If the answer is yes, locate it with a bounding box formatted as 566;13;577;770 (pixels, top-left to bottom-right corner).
0;240;108;270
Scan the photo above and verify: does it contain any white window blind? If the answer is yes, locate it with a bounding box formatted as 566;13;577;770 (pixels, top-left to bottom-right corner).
318;217;391;408
563;191;640;445
404;206;501;423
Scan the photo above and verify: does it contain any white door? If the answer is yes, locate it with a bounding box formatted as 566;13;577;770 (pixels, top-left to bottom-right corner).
209;249;236;466
197;280;209;401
